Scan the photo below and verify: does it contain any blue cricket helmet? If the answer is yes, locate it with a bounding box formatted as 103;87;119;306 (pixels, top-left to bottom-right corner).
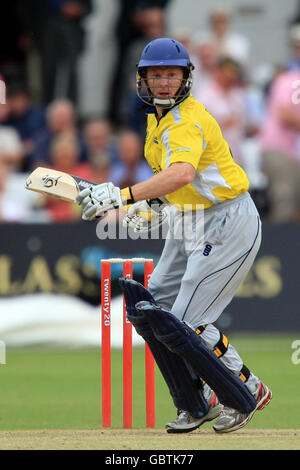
136;37;194;108
138;37;193;68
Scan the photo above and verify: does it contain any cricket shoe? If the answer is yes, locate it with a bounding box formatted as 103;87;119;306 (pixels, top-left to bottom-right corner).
213;380;272;433
165;390;223;433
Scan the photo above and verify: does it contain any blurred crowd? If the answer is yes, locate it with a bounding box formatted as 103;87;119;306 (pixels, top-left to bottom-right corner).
1;0;300;224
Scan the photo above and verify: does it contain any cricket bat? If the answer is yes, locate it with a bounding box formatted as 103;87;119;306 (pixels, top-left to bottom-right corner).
25;167;97;202
25;167;166;222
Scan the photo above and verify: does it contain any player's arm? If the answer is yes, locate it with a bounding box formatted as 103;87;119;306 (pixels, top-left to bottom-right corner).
121;162;195;232
130;162;195;201
76;123;202;221
76;162;195;221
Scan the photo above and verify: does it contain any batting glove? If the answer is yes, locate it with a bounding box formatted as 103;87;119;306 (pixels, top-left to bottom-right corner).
76;182;125;221
123;199;169;233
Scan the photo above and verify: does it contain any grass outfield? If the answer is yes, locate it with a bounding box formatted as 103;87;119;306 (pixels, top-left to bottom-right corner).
0;334;299;449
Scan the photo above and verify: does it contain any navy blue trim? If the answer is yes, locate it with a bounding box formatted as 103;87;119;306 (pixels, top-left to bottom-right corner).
145;106;156;114
144;95;191;118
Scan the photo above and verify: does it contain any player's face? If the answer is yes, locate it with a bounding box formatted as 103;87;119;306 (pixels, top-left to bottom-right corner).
146;66;184;100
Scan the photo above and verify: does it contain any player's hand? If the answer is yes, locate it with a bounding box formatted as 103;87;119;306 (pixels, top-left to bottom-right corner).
76;182;123;221
123;199;169;232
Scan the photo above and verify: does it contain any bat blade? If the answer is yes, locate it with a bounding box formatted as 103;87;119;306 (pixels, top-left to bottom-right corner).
25;167;97;202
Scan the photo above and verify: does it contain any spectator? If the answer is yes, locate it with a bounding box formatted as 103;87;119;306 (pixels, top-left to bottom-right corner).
31;98;87;168
38;0;92;105
4;83;46;171
125;6;167;135
0;3;28;80
194;57;247;166
13;0;47;105
108;0;170;127
0;127;44;222
0;99;11;127
0;125;23;172
170;27;193;54
239;74;270;218
0;161;23;222
194;6;250;66
192;38;218;98
287;23;300;71
83;118;114;183
110;130;153;188
126;6;167;79
44;132;91;222
259;69;300;223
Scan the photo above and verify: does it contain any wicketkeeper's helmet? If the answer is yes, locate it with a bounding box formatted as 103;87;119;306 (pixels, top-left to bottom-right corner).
136;37;194;109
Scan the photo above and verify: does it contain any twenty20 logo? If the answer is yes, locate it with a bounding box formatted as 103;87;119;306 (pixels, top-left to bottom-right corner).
102;278;110;326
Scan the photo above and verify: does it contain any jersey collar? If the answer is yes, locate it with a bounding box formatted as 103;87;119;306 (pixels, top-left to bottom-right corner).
145;94;190;120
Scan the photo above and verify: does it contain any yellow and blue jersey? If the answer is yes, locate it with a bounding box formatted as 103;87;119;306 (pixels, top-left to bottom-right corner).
144;94;249;210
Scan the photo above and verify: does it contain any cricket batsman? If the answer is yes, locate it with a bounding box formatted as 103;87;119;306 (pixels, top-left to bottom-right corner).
76;38;272;433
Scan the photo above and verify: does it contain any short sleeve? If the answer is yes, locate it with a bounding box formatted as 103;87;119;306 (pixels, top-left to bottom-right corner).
162;122;205;169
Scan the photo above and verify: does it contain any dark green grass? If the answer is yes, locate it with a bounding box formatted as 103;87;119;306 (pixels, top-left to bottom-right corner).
0;334;299;430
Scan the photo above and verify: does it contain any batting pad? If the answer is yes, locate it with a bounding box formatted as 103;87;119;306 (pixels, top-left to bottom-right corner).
119;278;208;418
136;301;256;414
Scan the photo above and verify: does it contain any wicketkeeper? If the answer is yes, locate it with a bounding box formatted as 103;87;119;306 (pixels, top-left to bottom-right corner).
76;37;272;433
